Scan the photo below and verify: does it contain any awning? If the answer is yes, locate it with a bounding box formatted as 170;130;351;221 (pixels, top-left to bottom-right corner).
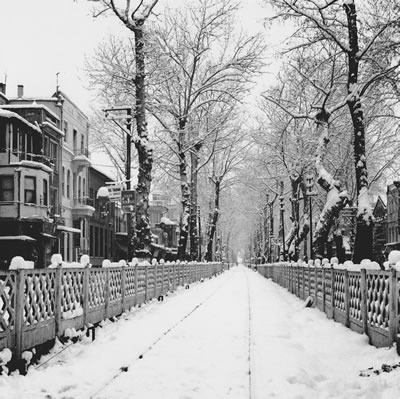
56;225;81;234
0;235;37;241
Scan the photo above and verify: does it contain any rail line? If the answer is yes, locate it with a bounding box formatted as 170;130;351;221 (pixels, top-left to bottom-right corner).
86;272;231;399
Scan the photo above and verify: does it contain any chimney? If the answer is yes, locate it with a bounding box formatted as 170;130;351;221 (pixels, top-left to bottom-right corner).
17;84;24;98
0;83;5;95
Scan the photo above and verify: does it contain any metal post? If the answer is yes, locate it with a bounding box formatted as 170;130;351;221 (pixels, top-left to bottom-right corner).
309;195;313;260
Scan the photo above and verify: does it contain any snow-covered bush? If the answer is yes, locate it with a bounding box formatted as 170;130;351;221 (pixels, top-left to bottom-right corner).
314;259;321;268
152;258;157;266
102;259;111;268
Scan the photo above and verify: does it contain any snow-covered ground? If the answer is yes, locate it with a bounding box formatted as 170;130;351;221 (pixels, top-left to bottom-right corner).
1;265;400;398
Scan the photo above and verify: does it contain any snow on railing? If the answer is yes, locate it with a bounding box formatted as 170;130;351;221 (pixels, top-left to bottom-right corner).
254;253;400;350
0;256;226;364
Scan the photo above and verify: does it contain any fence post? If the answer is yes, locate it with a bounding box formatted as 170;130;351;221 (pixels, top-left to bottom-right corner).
104;268;110;319
14;269;25;359
389;268;398;345
82;266;89;326
360;268;368;335
172;263;176;291
331;268;336;320
134;265;138;306
154;264;158;298
121;266;126;313
54;266;62;337
322;268;326;313
145;266;149;302
297;266;300;297
344;269;350;328
314;267;318;307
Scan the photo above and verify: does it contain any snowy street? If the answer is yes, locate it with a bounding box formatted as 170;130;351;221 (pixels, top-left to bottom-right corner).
2;265;400;398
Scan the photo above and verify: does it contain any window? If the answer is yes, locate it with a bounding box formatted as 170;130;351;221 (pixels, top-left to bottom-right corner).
63;121;68;142
0;176;14;201
73;129;77;151
78;176;82;200
62;167;65;196
67;169;71;198
24;176;36;204
43;178;48;206
81;134;84;151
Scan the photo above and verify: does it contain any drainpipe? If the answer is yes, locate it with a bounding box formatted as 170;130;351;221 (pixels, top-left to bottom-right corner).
16;167;22;220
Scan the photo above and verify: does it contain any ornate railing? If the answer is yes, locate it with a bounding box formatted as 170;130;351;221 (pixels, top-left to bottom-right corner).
0;262;225;359
256;263;399;349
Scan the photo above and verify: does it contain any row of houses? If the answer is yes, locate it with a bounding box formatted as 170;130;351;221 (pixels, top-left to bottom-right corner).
0;83;178;269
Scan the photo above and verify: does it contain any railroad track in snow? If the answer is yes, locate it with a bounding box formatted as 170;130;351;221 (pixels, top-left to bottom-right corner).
86;271;232;399
243;266;256;399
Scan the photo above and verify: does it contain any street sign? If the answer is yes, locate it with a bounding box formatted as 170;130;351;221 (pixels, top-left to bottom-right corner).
121;190;137;213
106;183;125;202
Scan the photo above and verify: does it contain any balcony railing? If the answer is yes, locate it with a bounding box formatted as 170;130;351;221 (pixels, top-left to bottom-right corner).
73;148;90;158
73;196;94;207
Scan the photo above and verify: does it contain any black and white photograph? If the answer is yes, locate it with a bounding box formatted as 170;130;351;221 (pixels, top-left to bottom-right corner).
0;0;400;397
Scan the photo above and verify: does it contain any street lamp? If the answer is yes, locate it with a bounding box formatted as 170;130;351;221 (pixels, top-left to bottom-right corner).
305;173;318;260
103;106;134;261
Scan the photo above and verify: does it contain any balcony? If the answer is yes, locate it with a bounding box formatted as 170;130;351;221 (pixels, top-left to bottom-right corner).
72;196;95;218
72;148;90;167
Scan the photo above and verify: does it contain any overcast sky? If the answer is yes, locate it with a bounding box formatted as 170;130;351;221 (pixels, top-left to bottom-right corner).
0;0;273;114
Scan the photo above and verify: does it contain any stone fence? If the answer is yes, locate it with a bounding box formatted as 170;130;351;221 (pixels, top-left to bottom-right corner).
255;263;399;352
0;262;225;359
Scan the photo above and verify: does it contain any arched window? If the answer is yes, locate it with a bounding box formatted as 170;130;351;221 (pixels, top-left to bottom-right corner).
67;169;71;199
83;177;86;198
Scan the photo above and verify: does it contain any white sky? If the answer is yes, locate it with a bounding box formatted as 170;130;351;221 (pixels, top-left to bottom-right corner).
0;0;275;114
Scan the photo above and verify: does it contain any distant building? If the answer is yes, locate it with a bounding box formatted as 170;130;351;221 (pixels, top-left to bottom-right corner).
372;196;387;263
0;85;63;267
88;166;123;266
385;182;400;256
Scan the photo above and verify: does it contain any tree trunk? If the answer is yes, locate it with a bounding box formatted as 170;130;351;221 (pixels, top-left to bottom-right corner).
205;179;220;262
343;1;373;263
133;20;152;259
189;149;199;261
294;186;310;260
177;119;190;260
313;110;349;259
285;174;301;260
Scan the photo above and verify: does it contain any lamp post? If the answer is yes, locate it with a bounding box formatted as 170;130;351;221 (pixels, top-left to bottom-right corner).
305;173;318;260
103;107;134;261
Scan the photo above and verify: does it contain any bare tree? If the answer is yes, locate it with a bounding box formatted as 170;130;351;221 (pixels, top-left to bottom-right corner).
148;0;265;260
87;0;159;258
265;0;400;261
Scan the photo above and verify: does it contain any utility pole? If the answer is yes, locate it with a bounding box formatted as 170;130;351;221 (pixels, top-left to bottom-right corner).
103;106;134;261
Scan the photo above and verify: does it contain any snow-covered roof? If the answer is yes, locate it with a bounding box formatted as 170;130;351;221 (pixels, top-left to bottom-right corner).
9;160;53;174
160;216;177;226
42;121;64;137
0;109;41;133
0;103;60;121
0;235;36;241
